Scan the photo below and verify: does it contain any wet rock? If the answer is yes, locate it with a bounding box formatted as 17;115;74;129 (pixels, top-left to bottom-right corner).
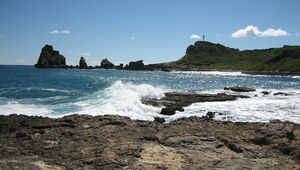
224;86;256;92
35;45;67;68
206;112;216;119
160;107;177;115
143;92;246;110
79;57;88;68
154;117;165;123
100;58;115;69
274;92;291;96
261;91;270;95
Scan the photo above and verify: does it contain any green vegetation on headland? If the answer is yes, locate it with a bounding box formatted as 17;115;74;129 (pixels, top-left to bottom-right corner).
34;42;300;73
177;41;300;72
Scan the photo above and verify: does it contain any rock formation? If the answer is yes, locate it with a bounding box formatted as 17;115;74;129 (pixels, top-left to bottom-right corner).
124;60;147;70
100;58;115;69
35;45;66;68
142;91;249;116
224;86;256;92
79;57;88;68
0;114;299;169
115;64;124;69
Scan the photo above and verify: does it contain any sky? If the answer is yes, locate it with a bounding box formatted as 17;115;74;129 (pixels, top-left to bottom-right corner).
0;0;300;66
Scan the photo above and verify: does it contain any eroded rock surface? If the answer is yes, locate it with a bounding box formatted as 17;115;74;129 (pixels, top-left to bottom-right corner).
35;45;66;68
0;114;299;169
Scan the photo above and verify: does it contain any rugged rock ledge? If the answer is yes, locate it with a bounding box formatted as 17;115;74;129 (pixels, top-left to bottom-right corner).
142;92;249;115
0;114;299;169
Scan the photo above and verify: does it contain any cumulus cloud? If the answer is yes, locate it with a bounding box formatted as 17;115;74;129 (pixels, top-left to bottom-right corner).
80;53;91;56
49;29;71;34
232;25;288;38
190;34;201;39
60;30;70;34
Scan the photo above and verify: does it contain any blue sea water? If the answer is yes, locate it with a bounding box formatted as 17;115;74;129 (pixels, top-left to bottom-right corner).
1;65;300;123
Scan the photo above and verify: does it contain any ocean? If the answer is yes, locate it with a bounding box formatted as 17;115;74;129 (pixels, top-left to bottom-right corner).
0;65;300;123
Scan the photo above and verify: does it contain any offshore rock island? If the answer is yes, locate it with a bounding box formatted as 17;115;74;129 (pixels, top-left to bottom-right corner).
34;42;300;75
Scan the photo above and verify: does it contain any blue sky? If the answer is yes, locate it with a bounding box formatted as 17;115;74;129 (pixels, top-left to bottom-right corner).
0;0;300;65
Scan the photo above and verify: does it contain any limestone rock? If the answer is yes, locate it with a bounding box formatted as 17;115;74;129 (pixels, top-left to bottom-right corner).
79;57;88;68
124;60;146;70
35;45;66;68
100;58;115;69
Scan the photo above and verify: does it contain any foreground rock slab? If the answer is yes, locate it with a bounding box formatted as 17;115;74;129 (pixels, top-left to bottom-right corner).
0;114;299;169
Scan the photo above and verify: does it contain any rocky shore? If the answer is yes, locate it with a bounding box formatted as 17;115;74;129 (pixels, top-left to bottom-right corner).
0;114;299;169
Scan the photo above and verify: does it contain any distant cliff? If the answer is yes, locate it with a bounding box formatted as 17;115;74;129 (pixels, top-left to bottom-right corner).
35;45;66;68
176;41;300;72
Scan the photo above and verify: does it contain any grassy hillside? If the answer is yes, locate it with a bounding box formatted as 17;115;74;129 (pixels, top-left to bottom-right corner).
177;41;300;72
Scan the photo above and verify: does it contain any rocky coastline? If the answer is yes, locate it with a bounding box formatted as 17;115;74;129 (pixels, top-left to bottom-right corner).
1;114;299;169
1;86;299;169
34;45;300;76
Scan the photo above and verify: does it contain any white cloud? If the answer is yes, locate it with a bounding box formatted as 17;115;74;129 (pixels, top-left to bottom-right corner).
49;30;60;34
190;34;201;39
232;25;288;38
80;53;91;56
60;30;70;34
49;29;71;34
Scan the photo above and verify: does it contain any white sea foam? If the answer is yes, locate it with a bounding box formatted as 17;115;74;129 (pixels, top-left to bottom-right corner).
1;80;299;124
171;71;246;76
0;101;54;117
170;70;275;77
25;87;73;93
167;89;300;123
73;81;168;120
291;76;300;80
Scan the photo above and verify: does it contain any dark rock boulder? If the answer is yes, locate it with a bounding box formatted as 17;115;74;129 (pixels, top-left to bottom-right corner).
79;57;88;68
100;58;115;69
35;45;67;68
206;112;216;119
261;91;270;95
154;117;165;123
224;86;256;92
124;60;146;70
160;107;175;115
274;92;291;96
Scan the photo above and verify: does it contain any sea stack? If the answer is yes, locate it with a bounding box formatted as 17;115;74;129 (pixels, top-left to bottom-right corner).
34;45;67;68
124;60;146;70
100;58;115;69
79;57;88;68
